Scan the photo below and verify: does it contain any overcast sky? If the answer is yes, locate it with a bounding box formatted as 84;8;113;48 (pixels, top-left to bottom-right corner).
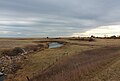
0;0;120;37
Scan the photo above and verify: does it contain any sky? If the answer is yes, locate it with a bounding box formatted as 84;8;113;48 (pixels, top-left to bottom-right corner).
0;0;120;37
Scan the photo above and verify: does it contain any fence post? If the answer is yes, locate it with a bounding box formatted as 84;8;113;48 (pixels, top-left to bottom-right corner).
26;76;31;81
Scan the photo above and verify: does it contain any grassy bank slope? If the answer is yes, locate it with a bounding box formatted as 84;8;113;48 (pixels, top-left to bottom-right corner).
31;46;120;81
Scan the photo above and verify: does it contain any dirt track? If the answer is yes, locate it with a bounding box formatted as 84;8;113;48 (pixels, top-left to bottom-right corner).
31;46;120;81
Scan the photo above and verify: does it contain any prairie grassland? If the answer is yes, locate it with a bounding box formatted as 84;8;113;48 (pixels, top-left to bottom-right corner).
0;40;33;50
1;38;120;81
92;56;120;81
0;38;52;49
31;46;120;81
8;44;98;81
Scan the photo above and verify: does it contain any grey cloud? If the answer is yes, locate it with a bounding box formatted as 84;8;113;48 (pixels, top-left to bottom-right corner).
0;0;120;37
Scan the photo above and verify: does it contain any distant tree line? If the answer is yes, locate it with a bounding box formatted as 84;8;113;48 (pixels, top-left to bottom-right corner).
90;35;120;39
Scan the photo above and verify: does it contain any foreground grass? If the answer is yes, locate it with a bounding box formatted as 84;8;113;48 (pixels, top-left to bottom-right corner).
7;44;98;81
31;46;120;81
2;38;120;81
93;54;120;81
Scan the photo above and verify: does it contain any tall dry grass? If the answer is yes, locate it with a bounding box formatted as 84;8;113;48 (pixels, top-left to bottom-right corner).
31;46;120;81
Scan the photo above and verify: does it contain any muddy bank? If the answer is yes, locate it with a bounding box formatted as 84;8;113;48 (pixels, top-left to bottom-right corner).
31;46;120;81
0;40;66;81
0;43;48;80
0;41;65;79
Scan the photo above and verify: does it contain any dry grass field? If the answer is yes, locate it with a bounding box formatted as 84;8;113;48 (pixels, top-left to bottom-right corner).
0;38;120;81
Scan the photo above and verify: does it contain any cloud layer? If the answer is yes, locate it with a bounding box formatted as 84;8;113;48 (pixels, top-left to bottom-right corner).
0;0;120;37
72;25;120;37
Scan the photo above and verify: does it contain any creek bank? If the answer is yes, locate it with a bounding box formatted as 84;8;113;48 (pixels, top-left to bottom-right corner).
0;43;48;80
0;40;66;80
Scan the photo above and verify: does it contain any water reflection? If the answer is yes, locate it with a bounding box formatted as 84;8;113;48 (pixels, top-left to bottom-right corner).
49;42;63;48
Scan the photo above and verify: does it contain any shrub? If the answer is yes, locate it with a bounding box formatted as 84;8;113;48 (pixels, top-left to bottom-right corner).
12;47;25;56
69;37;95;42
1;47;25;56
91;35;95;38
1;49;12;56
110;35;117;39
37;44;44;48
24;44;39;52
88;37;95;42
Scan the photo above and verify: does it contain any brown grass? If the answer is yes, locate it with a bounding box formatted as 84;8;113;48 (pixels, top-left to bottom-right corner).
1;38;120;81
31;46;120;81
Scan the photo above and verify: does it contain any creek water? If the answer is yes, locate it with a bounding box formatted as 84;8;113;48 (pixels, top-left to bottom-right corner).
49;42;63;48
0;75;4;81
